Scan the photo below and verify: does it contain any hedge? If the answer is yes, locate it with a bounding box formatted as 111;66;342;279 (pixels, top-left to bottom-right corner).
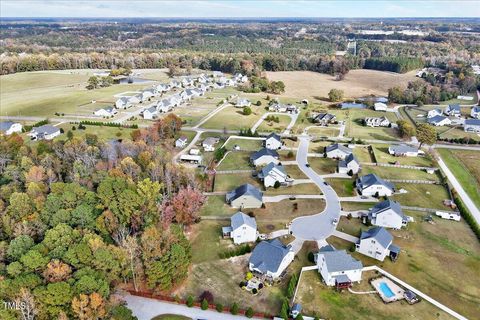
453;192;480;240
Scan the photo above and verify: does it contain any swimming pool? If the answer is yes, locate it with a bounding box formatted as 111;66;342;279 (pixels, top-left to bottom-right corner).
379;282;395;298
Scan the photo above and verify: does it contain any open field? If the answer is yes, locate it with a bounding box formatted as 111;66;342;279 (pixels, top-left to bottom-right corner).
308;140;330;153
200;195;237;217
53;123;137;142
371;144;435;167
216;151;252;171
326;209;480;320
306;126;340;137
223;137;264;151
361;165;440;182
353;146;376;163
266;69;417;101
325;178;355;196
340;201;377;212
391;183;451;210
257;114;292;133
308;157;338;175
343;109;400;141
437;149;480;208
263;182;322;196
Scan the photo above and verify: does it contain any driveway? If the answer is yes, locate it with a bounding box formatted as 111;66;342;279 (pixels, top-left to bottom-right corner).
289;136;342;240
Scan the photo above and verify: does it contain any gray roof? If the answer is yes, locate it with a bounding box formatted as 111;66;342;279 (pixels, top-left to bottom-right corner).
266;132;281;142
390;144;418;154
446;104;461;112
326;143;352;155
249;239;292;273
0;121;16;131
472;106;480;113
250;148;279;161
345;153;358;165
203;137;218;146
360;227;393;248
388;244;401;254
318;249;363;272
334;274;351;284
370;199;404;219
145;106;157;113
231;211;257;231
427;115;448;124
31;125;59;135
259;162;287;179
314;113;336;122
357;173;395;191
226;183;263;203
465;119;480;126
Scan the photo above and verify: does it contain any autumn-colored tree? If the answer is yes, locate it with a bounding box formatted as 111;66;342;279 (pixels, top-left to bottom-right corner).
169;185;206;225
72;292;106;320
154;113;182;139
15;288;37;320
43;259;72;283
417;123;437;147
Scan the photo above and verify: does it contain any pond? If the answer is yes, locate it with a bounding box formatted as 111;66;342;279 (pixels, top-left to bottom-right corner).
340;102;367;109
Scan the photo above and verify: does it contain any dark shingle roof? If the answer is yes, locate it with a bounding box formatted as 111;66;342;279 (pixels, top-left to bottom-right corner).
31;125;59;135
318;250;363;272
360;227;393;248
427;115;448;124
0;122;15;131
370;199;404;218
357;174;395;191
266;132;281;142
259;162;286;178
226;184;263;203
249;239;292;273
326;143;352;155
231;211;257;230
250;148;279;161
465;119;480;126
390;144;418;154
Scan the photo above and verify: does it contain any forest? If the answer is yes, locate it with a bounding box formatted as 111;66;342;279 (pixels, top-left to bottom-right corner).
0;115;206;320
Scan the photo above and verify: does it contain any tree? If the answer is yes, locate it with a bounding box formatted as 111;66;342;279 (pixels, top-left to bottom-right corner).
201;298;209;310
243;106;252;115
397;120;416;138
7;235;35;261
71;292;106;320
186;295;194;307
230;302;239;315
280;299;289;319
87;76;99;90
246;307;254;318
43;259;72;283
15;288;37;320
120;236;140;292
169;186;206;225
328;89;344;102
417;123;437;147
215;303;223;312
273;181;281;189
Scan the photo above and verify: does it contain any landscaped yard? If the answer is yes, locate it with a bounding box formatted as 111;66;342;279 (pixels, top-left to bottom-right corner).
324;178;356;197
392;183;451;210
308;157;338;175
437;149;480;209
199;195;237;217
361;165;440;182
325;209;480;320
283;165;308;179
257;114;293;133
213;173;260;192
344;109;400;141
371;144;435;167
216;151;252;170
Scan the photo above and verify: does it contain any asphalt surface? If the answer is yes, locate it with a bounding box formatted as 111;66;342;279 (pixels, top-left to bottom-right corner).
289;135;342;241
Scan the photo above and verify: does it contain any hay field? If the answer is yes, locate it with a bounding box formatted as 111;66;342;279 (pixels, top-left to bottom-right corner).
266;69;417;100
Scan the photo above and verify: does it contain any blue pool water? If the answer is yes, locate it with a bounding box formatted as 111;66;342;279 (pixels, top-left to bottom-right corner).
379;282;395;298
340;102;367;109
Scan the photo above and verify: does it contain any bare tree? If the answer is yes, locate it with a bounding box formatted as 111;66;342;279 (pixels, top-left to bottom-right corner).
15;288;37;320
122;235;141;291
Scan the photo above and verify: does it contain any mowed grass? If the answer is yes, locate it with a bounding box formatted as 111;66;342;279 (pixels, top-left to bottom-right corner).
392;183;451;210
353;146;375;163
371;144;435;167
306;126;340;137
216;151;252;170
200;195;237;217
325;178;356;197
326;210;480;320
190;221;234;264
257;114;293;133
214;173;260;192
340;201;377;212
283;165;308;179
53;123;136;142
361;165;440;182
223;137;264;151
343;109;400;141
437;148;480;208
308;140;330;153
264;182;322;196
308;157;338;175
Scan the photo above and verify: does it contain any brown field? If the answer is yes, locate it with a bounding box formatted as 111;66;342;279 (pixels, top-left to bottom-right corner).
266;69;417;100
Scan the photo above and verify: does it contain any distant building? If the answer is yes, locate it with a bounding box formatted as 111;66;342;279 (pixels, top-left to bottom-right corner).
250;148;280;167
388;144;419;157
325;143;352;160
0;122;22;135
356;173;395;197
179;154;202;164
29;125;61;141
226;184;263;209
115;97;131;109
356;227;400;261
222;211;257;244
444;104;461;118
366;199;407;229
94;106;117;117
202;137;219;152
464;119;480;133
249;239;295;280
313;113;336;125
175;136;188;148
316;249;363;288
364;116;390;127
471;106;480;119
374;102;388;111
235;98;251;108
427;115;451;126
435;211;461;221
338;153;360;174
427;108;442;118
264;132;283;150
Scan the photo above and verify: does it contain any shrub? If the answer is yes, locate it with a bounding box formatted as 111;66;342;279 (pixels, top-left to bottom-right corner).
287;151;294;158
186;295;194;307
243;106;252;115
296;315;304;320
252;288;258;295
231;302;239;315
246;272;253;280
216;303;223;312
256;100;262;106
258;283;264;289
274;181;281;189
201;298;209;310
246;307;254;318
308;252;315;263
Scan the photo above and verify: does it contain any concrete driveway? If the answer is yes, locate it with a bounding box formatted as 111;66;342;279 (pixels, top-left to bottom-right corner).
289;136;342;240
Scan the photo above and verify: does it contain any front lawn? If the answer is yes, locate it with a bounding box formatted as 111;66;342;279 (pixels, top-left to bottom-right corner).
213;173;260;192
264;183;322;196
199;195;237;217
340;201;377;212
308;157;338;175
353;146;375;163
223;137;264;151
392;183;451;210
325;178;355;197
283;165;308;179
371;144;435;167
216;151;252;170
257;114;293;133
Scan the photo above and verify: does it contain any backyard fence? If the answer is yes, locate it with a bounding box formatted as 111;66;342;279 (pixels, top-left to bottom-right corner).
386;179;437;184
361;162;437;171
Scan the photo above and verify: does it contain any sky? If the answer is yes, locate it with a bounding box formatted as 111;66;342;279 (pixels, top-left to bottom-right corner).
1;0;480;18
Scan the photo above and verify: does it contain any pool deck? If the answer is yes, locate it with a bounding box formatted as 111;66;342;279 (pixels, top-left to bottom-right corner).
371;277;405;303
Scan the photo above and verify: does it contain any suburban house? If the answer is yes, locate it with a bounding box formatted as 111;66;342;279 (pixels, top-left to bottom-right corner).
175;136;188;148
143;105;159;120
131;94;143;104
222;211;257;244
388;144;420;157
94;106;117;117
181;77;194;87
115;97;132;109
316;248;363;288
249;239;295;280
212;71;224;78
427;108;442;118
179;154;202;164
140;89;156;102
338;153;360;175
0;122;23;135
233;73;248;83
313;113;336;125
444;104;461;117
29;125;61;141
226;184;264;209
356;173;395;197
264;132;283;150
366;199;407;229
374;102;388;111
464;119;480;133
202;137;219;152
364;116;390;127
257;162;291;188
235;98;251;108
268;103;298;114
356;227;400;261
427;115;451;126
156;83;170;93
170;80;181;88
471;106;480;119
250;148;280;167
325;143;352;160
157;100;171;113
180;89;196;101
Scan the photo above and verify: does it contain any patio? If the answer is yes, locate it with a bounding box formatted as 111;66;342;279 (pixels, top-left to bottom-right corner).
371;277;405;303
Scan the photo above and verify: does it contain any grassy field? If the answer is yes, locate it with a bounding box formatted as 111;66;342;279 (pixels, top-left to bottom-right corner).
437;149;480;208
361;165;440;182
392;183;451;210
343;109;400;141
325;209;480;320
325;178;356;197
200;195;237;217
214;173;260;192
353;146;376;163
263;182;322;196
308;140;330;153
53;123;137;142
283;165;308;179
306;126;340;137
308;157;338;175
371;144;435;167
223;137;264;151
266;69;417;101
257;114;292;133
340;201;377;212
216;151;252;170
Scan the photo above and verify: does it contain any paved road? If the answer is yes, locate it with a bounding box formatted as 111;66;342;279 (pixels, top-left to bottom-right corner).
289;136;341;241
436;155;480;224
122;293;265;320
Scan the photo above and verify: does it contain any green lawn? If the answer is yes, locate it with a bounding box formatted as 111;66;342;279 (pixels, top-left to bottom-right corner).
308;140;330;153
53;123;137;142
190;221;234;264
200;195;237;217
437;149;480;208
214;173;260;192
340;201;377;212
283;165;308;179
371;144;435;167
392;183;451;210
216;151;252;171
223;137;264;151
361;165;440;182
264;182;322;196
343;109;400;141
257;114;293;133
308;157;338;175
325;178;355;197
352;146;375;163
306;126;340;138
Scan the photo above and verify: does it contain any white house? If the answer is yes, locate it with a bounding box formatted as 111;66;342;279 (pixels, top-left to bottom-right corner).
258;162;290;188
29;125;61;141
364;116;390;127
94;106;117;117
202;137;219;152
338;153;360;175
181;77;194;88
130;95;142;104
388;144;419;157
316;248;363;288
157;100;171;113
367;199;407;229
140;89;156;102
222;212;257;244
226;184;263;209
427;108;442;118
175;136;188;148
356;173;395;197
250;148;280;167
325;143;352;160
374;102;388;111
427;115;451;126
0;122;23;135
471;106;480;119
444;104;461;117
313;113;336;125
235;98;251;108
156;83;170;93
268;103;298;114
249;239;295;280
264;132;283;150
143;105;159;120
115;97;131;109
170;80;181;88
356;227;400;261
464;119;480;133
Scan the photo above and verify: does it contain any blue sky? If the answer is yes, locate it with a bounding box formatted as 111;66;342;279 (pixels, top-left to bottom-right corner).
1;1;479;18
